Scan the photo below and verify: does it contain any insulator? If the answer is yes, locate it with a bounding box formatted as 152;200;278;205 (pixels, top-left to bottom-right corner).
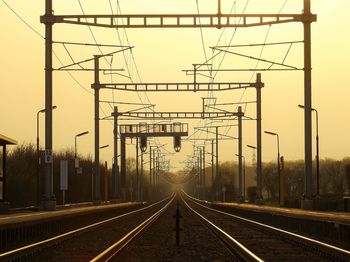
173;136;181;152
140;136;147;153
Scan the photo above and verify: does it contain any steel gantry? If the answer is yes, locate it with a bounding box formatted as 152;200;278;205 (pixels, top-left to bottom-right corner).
93;50;260;203
117;121;189;200
41;0;315;209
114;108;245;202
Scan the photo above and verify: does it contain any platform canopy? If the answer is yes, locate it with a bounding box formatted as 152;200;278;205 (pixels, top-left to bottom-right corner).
0;134;17;146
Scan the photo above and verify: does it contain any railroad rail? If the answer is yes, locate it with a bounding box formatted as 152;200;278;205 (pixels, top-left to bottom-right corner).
91;195;175;261
181;194;263;262
0;196;172;261
182;192;350;262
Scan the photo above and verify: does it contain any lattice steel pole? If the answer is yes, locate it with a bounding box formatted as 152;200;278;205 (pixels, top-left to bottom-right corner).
211;140;214;187
93;56;101;203
256;73;263;204
302;0;314;209
238;106;243;202
113;106;119;200
42;0;56;210
136;137;139;200
216;126;219;199
141;149;144;201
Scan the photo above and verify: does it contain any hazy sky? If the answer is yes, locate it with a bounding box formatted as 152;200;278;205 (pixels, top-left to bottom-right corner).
1;0;349;171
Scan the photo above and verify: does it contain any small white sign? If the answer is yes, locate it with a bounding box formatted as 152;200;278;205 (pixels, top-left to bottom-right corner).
45;149;53;163
75;158;79;169
60;160;68;190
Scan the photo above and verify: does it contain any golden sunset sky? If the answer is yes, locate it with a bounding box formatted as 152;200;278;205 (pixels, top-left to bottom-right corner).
1;0;349;170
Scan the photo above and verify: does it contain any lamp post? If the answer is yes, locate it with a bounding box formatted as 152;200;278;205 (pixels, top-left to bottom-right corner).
99;145;109;202
75;131;89;162
298;104;319;197
247;144;257;202
236;153;245;201
74;131;88;203
36;105;57;206
264;131;281;205
247;145;257;164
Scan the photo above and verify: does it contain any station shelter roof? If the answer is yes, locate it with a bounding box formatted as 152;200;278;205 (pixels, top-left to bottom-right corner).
0;134;17;146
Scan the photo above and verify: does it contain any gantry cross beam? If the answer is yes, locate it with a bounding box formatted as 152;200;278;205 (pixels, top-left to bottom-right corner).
94;82;255;92
112;111;243;120
42;13;316;29
119;123;188;138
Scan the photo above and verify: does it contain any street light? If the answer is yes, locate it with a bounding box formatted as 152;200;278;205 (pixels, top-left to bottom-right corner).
236;153;245;201
73;131;89;203
75;131;89;167
247;144;257;165
99;144;109;202
247;145;257;150
264;130;281;205
36;105;57;206
298;104;320;197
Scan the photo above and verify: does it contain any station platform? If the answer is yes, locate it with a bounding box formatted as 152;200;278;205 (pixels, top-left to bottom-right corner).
209;201;350;249
212;202;350;224
0;201;145;251
0;202;143;228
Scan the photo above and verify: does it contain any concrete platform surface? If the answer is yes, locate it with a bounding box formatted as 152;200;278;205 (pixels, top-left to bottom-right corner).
0;202;143;227
212;202;350;224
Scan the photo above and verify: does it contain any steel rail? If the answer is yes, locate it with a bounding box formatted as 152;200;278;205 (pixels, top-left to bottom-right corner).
181;194;263;262
0;196;171;261
91;195;175;261
183;192;350;262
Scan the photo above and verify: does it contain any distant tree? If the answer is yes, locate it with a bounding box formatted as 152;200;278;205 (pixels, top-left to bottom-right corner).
321;158;345;195
345;162;350;195
262;162;278;199
7;143;36;207
284;160;304;200
218;161;237;186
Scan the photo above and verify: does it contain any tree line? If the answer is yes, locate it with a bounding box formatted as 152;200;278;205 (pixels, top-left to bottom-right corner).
183;158;350;210
2;143;173;208
3;143;350;210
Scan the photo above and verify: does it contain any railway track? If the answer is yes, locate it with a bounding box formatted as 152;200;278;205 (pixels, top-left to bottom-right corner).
182;192;350;262
103;192;237;261
91;195;174;261
0;195;174;261
2;192;348;261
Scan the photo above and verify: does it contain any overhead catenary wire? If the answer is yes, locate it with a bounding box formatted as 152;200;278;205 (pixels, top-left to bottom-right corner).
190;0;240;162
2;0;172;164
5;0;293;170
78;0;110;65
109;1;166;152
221;0;290;137
0;0;129;140
189;0;248;167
